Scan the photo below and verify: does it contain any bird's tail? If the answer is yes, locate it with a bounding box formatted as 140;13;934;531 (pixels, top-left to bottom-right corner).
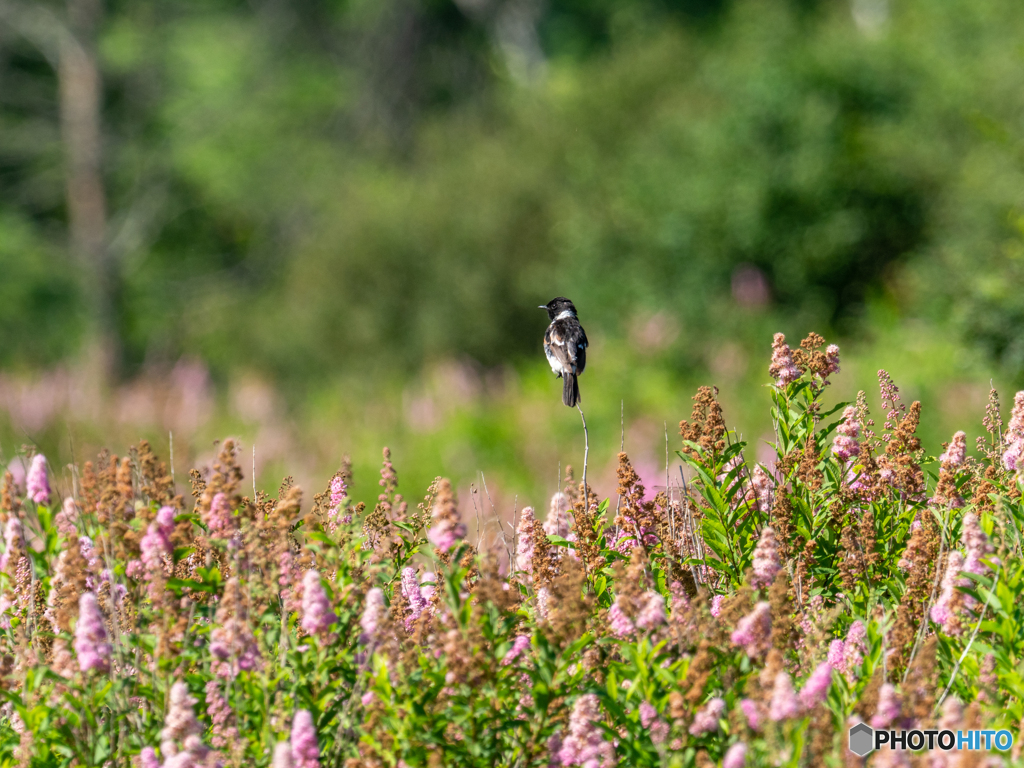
563;373;580;407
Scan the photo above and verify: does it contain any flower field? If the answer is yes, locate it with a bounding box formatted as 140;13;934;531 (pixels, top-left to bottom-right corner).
1;332;1021;767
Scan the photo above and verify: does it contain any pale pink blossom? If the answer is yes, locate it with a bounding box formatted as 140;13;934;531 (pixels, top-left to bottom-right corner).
401;567;428;629
639;701;668;744
798;661;833;709
273;742;294;768
769;333;800;386
359;588;385;645
689;698;725;735
639;701;657;729
843;621;867;676
1003;392;1024;471
205;492;235;540
870;684;901;729
26;454;50;505
768;672;800;721
723;743;747;768
427;489;466;553
750;466;773;513
544;494;572;538
739;699;762;730
558;694;616;766
635;592;666;630
931;552;966;629
731;602;772;658
205;679;239;749
832;406;861;461
55;497;79;537
751;527;780;588
160;681;203;758
710;594;724;618
329;475;346;508
140;747;161;768
291;710;320;768
962;512;994;579
939;431;967;467
74;592;111;673
608;599;635;638
823;345;841;380
0;516;25;574
827;639;846;673
140;506;175;600
301;570;337;635
502;635;531;666
516;507;537;577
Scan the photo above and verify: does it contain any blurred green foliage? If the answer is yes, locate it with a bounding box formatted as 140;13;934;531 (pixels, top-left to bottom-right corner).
1;0;1023;384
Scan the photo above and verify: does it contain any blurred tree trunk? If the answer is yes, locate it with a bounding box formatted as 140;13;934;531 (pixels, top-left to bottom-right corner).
59;0;118;384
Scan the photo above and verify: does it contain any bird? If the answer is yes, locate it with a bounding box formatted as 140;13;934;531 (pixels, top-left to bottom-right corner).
540;297;588;407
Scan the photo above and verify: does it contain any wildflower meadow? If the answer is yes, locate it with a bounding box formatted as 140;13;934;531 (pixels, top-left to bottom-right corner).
2;332;1022;768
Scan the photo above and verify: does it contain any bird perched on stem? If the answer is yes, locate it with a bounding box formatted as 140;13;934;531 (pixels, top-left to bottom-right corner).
540;297;588;407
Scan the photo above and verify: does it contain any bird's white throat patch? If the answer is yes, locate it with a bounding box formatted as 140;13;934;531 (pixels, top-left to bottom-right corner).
555;309;575;321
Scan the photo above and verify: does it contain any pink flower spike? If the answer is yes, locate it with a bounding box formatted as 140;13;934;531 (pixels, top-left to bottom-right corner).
750;466;773;513
427;485;466;553
329;475;346;508
639;701;657;729
56;497;79;537
635;591;666;630
300;570;337;635
832;406;861;461
710;594;724;618
26;454;50;505
558;694;616;767
359;588;385;645
273;742;294;768
798;661;833;709
730;602;772;658
291;709;320;768
930;552;965;629
739;699;762;730
515;506;536;577
501;635;531;666
140;747;161;768
768;672;801;721
160;681;202;757
827;639;846;673
74;592;111;673
689;698;726;735
939;431;967;467
401;567;428;629
724;742;747;768
751;527;780;588
1004;392;1024;471
769;333;800;386
870;684;901;729
823;345;840;378
608;599;635;638
842;621;867;675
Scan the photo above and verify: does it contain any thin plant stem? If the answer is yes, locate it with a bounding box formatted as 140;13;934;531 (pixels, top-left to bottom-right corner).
935;564;1001;712
576;403;589;500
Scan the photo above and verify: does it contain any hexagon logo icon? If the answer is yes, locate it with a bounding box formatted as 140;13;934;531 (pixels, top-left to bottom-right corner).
849;723;874;757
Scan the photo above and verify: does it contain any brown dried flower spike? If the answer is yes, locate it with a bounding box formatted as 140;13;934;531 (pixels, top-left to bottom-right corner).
679;386;726;457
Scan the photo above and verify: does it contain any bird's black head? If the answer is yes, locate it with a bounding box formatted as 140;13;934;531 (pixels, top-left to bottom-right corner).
539;297;578;320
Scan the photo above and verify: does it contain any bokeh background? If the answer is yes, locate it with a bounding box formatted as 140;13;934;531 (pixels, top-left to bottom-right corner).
1;0;1023;510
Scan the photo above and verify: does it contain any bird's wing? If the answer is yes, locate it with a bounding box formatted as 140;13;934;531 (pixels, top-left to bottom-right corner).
575;328;587;375
545;324;575;374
